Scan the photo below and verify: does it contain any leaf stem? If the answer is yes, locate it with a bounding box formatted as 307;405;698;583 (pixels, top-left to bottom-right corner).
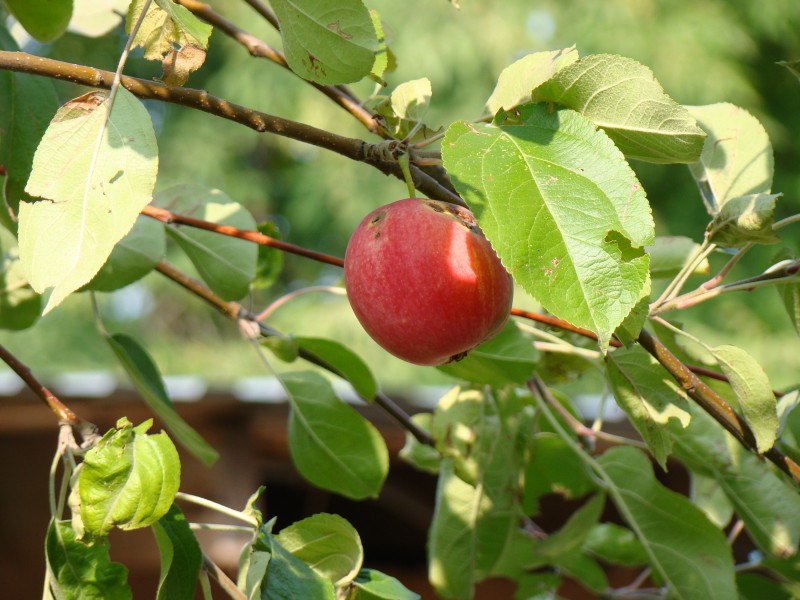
175;491;259;527
189;522;255;533
651;238;715;309
254;285;347;321
202;552;246;599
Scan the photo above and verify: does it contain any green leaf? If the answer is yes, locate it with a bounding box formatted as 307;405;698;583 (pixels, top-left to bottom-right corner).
375;78;440;141
708;193;781;248
427;459;484;599
690;473;733;529
5;0;73;42
710;344;778;453
530;493;605;562
647;236;710;279
437;320;537;385
84;216;165;292
523;432;598;514
779;280;800;335
260;525;337;600
428;391;533;597
737;572;796;600
670;405;800;558
106;333;219;466
271;0;378;85
443;104;654;349
295;337;378;400
69;0;129;37
398;413;440;475
276;513;363;586
687;103;773;210
46;520;131;600
606;345;691;468
779;60;800;84
127;0;212;85
253;220;284;290
584;523;648;567
20;88;158;314
78;418;180;538
531;54;706;163
485;47;578;115
598;447;736;599
261;335;301;363
151;504;202;600
0;244;42;330
283;370;388;499
0;24;59;222
347;568;420;600
155;184;257;301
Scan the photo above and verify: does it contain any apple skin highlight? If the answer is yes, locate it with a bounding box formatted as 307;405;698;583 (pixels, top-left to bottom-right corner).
344;198;514;366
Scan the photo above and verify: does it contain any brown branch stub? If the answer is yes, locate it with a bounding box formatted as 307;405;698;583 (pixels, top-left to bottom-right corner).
142;205;345;267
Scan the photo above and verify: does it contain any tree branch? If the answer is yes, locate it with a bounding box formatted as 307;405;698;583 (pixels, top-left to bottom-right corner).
0;50;463;205
0;343;98;445
154;260;434;446
636;328;800;485
141;205;345;267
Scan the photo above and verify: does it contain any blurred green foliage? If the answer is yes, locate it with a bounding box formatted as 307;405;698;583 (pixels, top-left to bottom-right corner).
2;0;799;389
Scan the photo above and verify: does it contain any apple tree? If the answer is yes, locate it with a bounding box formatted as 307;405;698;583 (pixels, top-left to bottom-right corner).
1;1;800;598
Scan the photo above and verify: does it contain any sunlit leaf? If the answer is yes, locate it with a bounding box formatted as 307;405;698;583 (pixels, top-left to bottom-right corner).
275;513;363;586
443;104;654;348
69;0;130;38
5;0;73;42
532;54;706;163
606;345;691;468
398;413;440;475
599;447;736;599
46;520;131;600
485;46;578;115
710;344;778;453
127;0;212;85
78;418;180;538
584;523;648;567
271;0;378;85
20;89;158;313
687;103;773;211
708;193;781;248
347;569;420;600
283;370;388;499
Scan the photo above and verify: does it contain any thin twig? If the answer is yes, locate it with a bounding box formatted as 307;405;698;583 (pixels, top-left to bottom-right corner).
202;552;246;600
0;343;98;443
142;204;345;267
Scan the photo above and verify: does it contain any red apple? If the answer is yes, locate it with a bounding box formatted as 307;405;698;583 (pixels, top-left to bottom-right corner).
344;198;513;366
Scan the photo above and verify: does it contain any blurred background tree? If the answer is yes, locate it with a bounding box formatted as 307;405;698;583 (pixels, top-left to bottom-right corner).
3;0;799;389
